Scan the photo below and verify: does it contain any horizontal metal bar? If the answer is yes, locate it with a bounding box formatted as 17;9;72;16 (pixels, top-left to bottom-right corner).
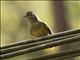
1;35;80;59
1;29;80;49
1;33;79;55
29;48;80;60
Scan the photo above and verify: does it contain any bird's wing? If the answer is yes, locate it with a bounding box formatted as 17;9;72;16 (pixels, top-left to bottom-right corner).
40;22;52;34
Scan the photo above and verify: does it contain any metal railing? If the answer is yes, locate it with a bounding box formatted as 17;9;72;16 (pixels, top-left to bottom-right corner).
0;29;80;59
29;48;80;60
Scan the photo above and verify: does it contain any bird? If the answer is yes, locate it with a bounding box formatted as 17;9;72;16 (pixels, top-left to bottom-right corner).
24;11;52;37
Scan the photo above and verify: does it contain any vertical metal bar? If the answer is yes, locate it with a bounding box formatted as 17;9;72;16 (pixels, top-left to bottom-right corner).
53;1;73;60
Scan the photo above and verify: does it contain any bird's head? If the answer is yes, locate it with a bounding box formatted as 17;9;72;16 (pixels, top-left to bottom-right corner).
24;11;39;23
24;11;34;19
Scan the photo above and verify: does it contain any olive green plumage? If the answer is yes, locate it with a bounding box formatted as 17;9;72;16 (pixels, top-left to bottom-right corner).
24;11;52;37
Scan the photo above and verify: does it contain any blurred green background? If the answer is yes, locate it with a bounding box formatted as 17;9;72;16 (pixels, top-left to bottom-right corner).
1;1;80;60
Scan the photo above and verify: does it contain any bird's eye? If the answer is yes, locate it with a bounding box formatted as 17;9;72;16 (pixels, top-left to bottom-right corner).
30;15;33;17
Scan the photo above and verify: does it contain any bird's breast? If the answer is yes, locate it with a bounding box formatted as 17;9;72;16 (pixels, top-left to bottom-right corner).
30;23;48;37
